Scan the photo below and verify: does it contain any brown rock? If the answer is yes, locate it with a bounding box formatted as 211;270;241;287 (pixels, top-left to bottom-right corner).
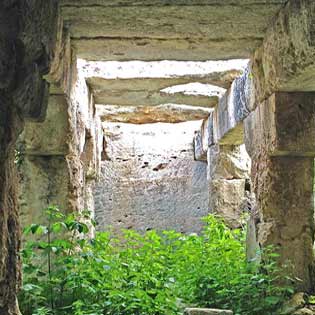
184;308;233;315
293;308;314;315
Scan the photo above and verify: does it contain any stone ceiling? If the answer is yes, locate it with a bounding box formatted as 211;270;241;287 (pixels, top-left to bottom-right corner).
79;59;246;108
78;59;247;122
61;0;286;61
65;1;287;123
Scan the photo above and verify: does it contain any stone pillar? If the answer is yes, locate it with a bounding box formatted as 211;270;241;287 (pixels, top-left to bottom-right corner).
208;144;252;228
245;92;315;292
18;53;103;231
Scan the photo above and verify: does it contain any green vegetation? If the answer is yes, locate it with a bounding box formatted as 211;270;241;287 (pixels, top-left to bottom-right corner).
19;206;293;315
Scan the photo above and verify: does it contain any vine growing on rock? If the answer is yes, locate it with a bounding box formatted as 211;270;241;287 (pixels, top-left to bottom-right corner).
19;206;293;315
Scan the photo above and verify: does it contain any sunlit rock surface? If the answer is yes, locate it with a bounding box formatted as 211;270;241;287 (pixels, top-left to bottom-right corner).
96;104;212;124
94;121;209;233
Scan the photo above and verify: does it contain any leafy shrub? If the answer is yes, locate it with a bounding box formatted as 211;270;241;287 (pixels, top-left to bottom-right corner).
19;206;293;315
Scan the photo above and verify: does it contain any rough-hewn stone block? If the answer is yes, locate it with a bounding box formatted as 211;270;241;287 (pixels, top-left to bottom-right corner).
250;154;315;292
245;92;315;157
61;2;284;60
184;308;233;315
96;104;212;124
19;95;70;155
252;0;315;102
209;178;247;229
213;68;252;145
14;64;50;122
19;155;70;228
45;25;76;96
208;144;250;180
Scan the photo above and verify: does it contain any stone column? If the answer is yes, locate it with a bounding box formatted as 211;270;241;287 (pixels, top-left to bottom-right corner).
208;144;252;229
245;92;315;292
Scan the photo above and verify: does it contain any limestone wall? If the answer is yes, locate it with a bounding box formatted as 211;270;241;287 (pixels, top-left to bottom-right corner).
17;35;103;232
94;121;209;233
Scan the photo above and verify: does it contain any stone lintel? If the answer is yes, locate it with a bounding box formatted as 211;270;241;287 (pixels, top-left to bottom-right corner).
252;0;315;103
83;60;247;89
213;67;252;145
61;2;284;61
93;89;219;108
72;37;258;62
96;104;211;124
245;92;315;157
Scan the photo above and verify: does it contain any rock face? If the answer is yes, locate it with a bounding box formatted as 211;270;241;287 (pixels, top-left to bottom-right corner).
94;121;209;233
0;1;60;314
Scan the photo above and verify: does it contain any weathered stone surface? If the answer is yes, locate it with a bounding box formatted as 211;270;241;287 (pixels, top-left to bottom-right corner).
209;179;247;228
252;0;315;103
194;130;207;161
0;101;23;315
184;307;233;315
45;23;75;96
293;308;314;315
94;88;220;108
245;93;315;157
207;144;251;228
18;53;103;225
83;60;241;108
208;144;250;180
244;92;315;292
68;63;103;180
61;2;284;60
14;64;50;122
201;116;212;152
213;68;252;145
94;121;209;233
81;59;248;89
19;95;70;155
194;115;214;161
0;1;60;313
96;104;212;124
19;0;59;70
250;154;315;292
72;37;261;61
18;156;70;227
280;292;306;315
246;209;260;264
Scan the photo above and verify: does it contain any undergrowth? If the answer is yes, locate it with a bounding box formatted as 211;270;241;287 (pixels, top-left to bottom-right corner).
19;206;293;315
